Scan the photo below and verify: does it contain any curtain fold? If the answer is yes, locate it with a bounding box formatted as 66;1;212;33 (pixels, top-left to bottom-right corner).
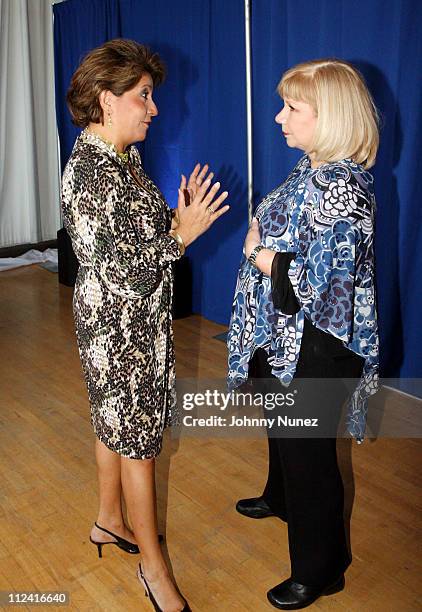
0;0;61;247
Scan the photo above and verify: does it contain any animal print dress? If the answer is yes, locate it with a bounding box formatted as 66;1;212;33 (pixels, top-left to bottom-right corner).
61;129;181;459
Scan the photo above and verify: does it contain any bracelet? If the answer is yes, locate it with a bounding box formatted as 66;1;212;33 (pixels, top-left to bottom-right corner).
248;244;264;267
169;230;186;256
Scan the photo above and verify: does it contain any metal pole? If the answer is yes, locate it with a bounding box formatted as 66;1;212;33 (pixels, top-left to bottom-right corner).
244;0;253;224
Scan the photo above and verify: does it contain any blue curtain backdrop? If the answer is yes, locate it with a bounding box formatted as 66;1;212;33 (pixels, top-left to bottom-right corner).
53;0;422;382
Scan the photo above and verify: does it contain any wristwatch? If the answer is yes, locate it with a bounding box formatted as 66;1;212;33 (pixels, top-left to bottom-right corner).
248;244;264;267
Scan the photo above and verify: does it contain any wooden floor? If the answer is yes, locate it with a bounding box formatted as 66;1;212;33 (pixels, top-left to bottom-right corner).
0;265;421;611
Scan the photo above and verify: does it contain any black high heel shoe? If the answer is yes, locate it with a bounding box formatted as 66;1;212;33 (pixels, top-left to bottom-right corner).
90;522;165;558
90;522;140;557
136;564;191;612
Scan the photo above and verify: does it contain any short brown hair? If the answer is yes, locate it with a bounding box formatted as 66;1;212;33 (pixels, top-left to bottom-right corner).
66;38;166;127
278;59;379;168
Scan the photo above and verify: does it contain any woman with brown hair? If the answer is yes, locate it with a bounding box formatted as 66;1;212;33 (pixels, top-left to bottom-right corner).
228;58;379;609
62;38;229;611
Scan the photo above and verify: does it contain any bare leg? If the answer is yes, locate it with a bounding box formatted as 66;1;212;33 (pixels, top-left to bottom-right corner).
90;438;136;544
121;456;185;612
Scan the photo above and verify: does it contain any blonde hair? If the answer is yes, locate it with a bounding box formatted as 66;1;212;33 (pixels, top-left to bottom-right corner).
277;58;379;168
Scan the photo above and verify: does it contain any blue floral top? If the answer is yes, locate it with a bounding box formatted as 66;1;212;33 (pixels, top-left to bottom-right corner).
227;155;379;442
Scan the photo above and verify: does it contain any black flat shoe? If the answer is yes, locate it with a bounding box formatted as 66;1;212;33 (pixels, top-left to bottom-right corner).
236;496;286;520
267;574;345;610
137;564;191;612
90;522;164;558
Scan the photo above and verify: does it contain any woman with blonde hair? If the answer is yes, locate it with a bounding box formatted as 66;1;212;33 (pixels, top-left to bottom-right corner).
228;58;379;609
62;38;229;612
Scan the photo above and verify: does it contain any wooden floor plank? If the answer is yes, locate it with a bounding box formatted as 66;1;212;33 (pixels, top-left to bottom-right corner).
0;265;421;611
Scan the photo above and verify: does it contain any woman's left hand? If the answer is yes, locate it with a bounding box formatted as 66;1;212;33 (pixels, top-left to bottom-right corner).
181;163;214;204
244;218;261;259
172;164;214;229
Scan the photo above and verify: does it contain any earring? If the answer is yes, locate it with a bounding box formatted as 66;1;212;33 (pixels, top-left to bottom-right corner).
105;101;112;127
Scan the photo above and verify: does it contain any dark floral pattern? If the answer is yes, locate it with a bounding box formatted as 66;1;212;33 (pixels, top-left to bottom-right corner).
227;156;379;441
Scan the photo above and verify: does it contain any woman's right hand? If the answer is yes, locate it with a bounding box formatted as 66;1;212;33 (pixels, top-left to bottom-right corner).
175;177;229;247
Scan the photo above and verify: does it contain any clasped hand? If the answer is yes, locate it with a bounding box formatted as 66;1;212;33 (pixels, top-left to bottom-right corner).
172;163;229;247
244;218;261;259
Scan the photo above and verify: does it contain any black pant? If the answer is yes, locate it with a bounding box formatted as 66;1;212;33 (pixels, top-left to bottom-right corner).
250;318;364;587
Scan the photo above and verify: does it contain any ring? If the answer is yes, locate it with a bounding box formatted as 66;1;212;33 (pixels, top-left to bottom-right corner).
208;206;215;214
